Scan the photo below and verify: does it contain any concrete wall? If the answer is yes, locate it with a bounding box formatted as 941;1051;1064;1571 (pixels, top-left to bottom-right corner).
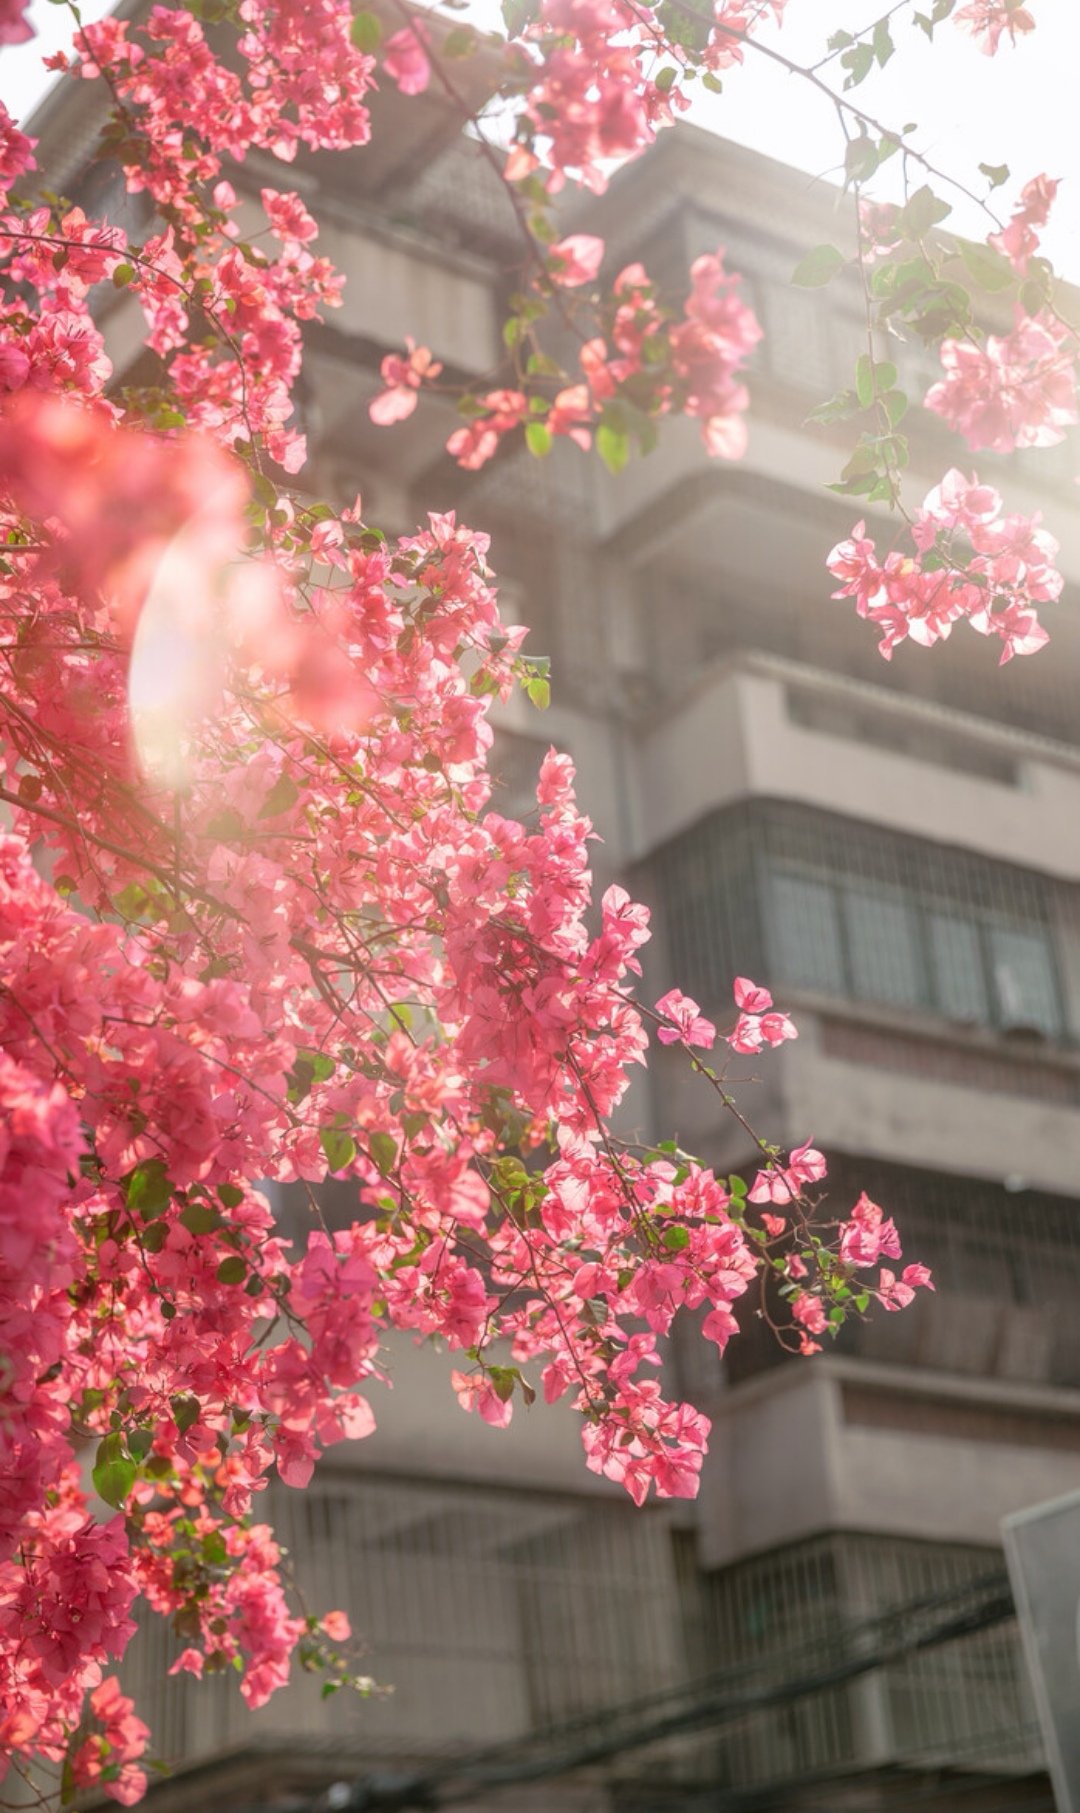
698;1359;1080;1568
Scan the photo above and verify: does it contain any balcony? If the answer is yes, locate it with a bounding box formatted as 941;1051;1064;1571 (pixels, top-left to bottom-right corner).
629;650;1080;881
694;1530;1041;1792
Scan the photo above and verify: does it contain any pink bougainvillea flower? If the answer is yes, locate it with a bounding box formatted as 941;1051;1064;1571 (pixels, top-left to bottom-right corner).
877;1264;936;1311
548;234;605;288
727;978;798;1053
954;0;1035;54
654;988;716;1048
368;339;443;426
0;0;32;44
828;469;1062;665
382;24;430;95
838;1192;902;1269
748;1138;826;1206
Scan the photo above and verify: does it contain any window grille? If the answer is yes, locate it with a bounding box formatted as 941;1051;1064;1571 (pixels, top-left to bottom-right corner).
700;1535;1040;1787
724;1153;1080;1390
763;284;837;394
828;1155;1080;1389
121;1475;684;1769
650;800;1072;1044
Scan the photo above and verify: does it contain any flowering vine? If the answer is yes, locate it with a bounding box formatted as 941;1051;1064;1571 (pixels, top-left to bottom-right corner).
0;0;1061;1800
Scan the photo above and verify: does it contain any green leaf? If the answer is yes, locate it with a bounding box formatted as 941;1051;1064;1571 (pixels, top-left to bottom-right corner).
112;262;134;289
872;18;895;65
258;772;299;818
202;1530;228;1565
350;8;381;50
123;1159;173;1220
882;388;909;427
180;1200;224;1235
369;1131;397;1176
501;0;537;35
841;40;874;87
93;1433;136;1509
844;136;880;186
791;244;845;288
287;1049;335;1104
901;185;952;238
855;354;875;409
320;1126;357;1173
526;676;550;710
596;420;629;474
251;470;279;509
171;1394;200;1433
662;1224;690;1251
805;387;860;426
979;161;1010;190
442;24;476;54
525;420;552;458
958;238;1015;292
216;1255;247;1284
127;1427;153;1460
218;1183;245;1208
487;1365;517;1403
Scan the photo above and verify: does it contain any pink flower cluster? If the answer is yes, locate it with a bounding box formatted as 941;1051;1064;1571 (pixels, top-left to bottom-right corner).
0;0;939;1788
990;173;1059;274
727;977;798;1054
828;469;1062;663
400;246;760;473
0;0;30;44
513;0;785;192
954;1;1036;54
70;1679;150;1807
925;308;1077;454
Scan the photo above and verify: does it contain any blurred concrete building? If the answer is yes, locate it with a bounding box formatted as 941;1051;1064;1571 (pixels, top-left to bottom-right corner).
25;38;1080;1813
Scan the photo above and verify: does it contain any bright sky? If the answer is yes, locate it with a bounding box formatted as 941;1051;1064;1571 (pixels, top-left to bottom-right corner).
4;1;1080;275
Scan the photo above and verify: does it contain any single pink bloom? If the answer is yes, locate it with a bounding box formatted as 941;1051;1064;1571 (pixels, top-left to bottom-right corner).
383;25;430;95
654;988;716;1048
548;235;605;288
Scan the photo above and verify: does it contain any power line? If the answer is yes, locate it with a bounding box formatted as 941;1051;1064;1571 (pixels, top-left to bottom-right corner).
306;1569;1020;1811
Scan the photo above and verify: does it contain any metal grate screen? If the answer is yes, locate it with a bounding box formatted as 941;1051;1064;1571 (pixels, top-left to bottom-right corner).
698;1534;1040;1789
651;801;1073;1044
120;1474;684;1774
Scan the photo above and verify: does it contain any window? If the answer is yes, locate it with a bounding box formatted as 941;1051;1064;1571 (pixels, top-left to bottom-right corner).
988;925;1061;1036
843;882;924;1010
652;803;1069;1044
768;869;845;995
928;913;989;1025
764;857;1064;1037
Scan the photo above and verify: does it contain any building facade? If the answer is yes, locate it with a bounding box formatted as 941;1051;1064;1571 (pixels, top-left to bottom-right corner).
23;48;1080;1813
